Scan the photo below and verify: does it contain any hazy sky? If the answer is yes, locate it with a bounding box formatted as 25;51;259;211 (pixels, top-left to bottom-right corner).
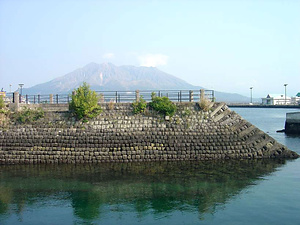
0;0;299;98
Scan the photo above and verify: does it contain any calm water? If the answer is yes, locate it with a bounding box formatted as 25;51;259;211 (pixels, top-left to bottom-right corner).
1;108;300;225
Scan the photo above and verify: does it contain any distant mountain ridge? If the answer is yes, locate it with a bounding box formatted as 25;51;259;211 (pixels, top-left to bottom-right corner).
23;62;252;103
25;62;195;94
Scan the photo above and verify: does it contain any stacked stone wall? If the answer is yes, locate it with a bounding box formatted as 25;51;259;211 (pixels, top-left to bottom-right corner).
0;102;298;164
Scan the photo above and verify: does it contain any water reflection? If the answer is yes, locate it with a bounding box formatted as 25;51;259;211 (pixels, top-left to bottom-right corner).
0;160;287;223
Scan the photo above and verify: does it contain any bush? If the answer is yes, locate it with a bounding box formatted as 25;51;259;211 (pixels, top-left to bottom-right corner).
199;98;211;112
69;82;102;120
108;100;115;110
132;97;147;114
149;92;176;117
13;107;44;124
0;95;5;109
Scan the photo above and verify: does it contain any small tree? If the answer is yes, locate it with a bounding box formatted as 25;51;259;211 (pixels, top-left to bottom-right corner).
0;95;5;109
199;98;211;112
132;96;147;114
0;95;8;116
69;82;102;120
149;92;176;117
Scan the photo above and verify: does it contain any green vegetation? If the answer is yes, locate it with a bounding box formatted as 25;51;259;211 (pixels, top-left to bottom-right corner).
108;100;115;110
149;92;176;117
0;96;9;126
0;95;5;110
132;96;147;114
12;107;44;124
182;109;192;117
199;98;211;112
69;82;102;120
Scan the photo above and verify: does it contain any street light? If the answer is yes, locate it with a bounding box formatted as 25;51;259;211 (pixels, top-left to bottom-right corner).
18;83;24;96
284;84;288;105
250;87;253;104
9;84;12;93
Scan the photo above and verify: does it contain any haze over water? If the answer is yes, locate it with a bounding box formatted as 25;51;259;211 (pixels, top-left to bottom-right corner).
0;107;300;225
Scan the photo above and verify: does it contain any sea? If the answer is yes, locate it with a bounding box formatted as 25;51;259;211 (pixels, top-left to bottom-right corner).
0;107;300;225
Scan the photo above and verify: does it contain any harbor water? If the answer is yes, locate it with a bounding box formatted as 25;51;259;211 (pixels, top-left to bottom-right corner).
0;107;300;225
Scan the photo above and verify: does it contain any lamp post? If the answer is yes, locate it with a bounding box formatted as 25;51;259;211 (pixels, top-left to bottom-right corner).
284;84;288;105
250;87;253;104
18;83;24;96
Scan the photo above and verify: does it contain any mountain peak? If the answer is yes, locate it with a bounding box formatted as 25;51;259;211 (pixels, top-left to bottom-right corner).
83;62;99;67
22;62;250;102
24;62;195;94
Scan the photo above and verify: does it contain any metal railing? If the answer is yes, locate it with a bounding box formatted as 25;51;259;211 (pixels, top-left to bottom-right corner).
9;89;214;104
23;94;71;104
95;90;214;103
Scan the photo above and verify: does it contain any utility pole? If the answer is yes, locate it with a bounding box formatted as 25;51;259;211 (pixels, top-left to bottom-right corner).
284;84;288;105
18;83;24;96
250;87;253;104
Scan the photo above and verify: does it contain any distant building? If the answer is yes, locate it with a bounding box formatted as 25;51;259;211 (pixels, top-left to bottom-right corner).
291;92;300;105
261;94;292;105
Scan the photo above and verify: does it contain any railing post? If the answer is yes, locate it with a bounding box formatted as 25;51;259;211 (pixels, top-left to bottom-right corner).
34;95;36;104
50;94;53;104
136;90;140;102
56;94;59;104
12;92;15;103
115;91;118;103
180;91;182;102
189;90;193;102
26;95;28;104
38;95;40;103
12;92;19;111
200;89;205;102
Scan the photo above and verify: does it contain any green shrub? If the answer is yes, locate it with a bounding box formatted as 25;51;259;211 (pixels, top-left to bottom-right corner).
108;100;115;110
151;92;156;100
13;107;44;124
199;98;211;112
182;109;192;117
0;95;8;115
0;95;5;109
69;82;102;120
149;92;176;117
132;97;147;114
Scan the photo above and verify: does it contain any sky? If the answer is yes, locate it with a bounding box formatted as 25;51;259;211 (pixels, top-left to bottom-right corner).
0;0;299;98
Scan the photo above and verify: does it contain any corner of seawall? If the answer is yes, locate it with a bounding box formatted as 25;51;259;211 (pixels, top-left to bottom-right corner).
221;103;299;159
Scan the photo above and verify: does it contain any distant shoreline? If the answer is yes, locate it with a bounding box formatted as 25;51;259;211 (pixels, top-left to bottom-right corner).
228;104;300;109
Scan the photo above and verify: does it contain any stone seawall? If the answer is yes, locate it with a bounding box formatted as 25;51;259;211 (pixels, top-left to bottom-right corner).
285;112;300;134
0;102;298;164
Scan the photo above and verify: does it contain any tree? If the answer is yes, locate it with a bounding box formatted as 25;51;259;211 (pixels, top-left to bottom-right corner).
69;82;102;120
0;95;5;109
132;96;147;114
149;92;176;117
